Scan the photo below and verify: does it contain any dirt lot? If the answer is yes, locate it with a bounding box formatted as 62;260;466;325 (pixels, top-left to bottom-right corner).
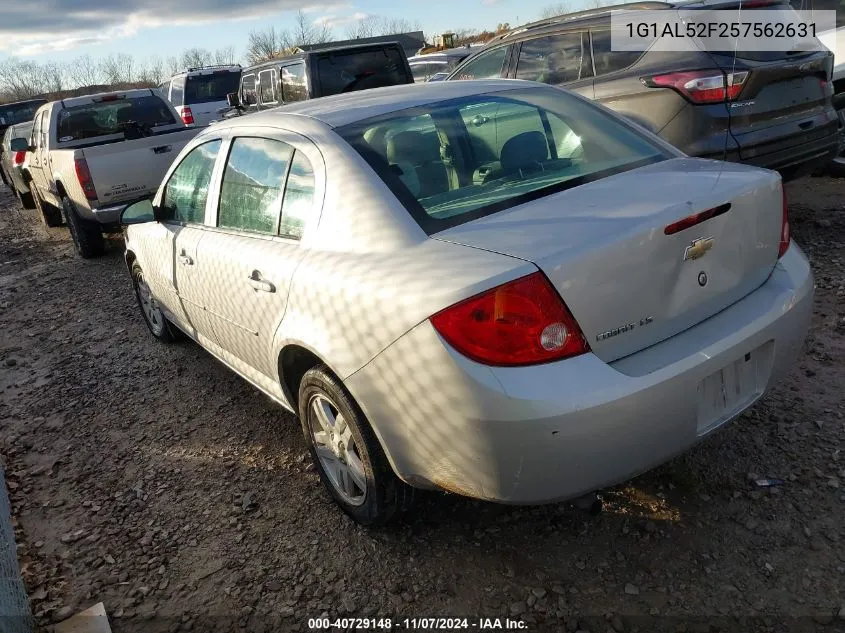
0;178;843;633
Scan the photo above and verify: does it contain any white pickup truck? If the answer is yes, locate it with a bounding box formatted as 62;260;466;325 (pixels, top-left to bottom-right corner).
13;89;199;257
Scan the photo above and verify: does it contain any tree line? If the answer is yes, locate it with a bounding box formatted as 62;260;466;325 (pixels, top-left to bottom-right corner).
0;3;608;104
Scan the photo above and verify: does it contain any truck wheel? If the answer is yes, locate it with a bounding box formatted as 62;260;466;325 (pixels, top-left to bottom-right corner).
298;365;412;525
62;197;104;258
17;189;35;210
32;187;63;227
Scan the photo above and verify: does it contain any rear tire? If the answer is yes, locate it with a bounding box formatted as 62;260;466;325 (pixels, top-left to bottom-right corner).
62;197;104;258
298;366;411;525
130;263;176;342
32;187;63;227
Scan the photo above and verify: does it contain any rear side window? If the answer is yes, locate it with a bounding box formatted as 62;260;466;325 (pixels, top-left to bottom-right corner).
170;78;185;106
258;69;277;105
411;64;429;82
241;74;257;105
316;47;408;96
218;137;293;234
161;140;222;224
279;152;316;239
158;81;171;100
184;71;241;105
590;30;643;76
281;63;308;102
453;47;509;80
56;95;176;142
516;33;584;84
38;109;50;147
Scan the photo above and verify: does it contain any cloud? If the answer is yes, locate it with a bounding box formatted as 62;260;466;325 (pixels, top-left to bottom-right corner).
0;0;345;56
312;12;369;28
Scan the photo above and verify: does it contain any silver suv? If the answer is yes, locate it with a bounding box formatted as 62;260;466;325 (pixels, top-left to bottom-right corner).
158;65;242;128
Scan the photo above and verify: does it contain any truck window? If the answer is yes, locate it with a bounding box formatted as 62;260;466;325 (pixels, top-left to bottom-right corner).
185;70;242;105
56;95;177;142
316;47;408;96
258;69;277;105
281;63;307;102
241;74;257;106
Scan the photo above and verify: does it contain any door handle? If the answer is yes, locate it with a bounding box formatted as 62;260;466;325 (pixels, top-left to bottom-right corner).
247;271;275;293
798;120;814;130
178;253;194;266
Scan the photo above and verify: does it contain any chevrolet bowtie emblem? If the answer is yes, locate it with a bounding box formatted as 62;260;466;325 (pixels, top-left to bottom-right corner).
684;237;714;261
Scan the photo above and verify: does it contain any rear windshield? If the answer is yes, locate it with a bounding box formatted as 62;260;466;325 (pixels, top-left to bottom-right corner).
0;101;45;127
185;71;242;105
57;95;177;142
338;88;670;234
316;47;409;96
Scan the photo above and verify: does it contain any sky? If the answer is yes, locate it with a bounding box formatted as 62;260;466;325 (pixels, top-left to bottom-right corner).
0;0;570;65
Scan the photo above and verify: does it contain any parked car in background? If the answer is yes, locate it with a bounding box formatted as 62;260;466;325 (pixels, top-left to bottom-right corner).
226;42;413;114
12;89;198;257
447;0;840;179
120;80;811;525
0;98;47;187
158;65;242;127
408;47;473;82
1;122;35;208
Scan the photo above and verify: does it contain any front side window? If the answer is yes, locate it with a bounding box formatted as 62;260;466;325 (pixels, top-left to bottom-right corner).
516;33;584;84
218;137;293;234
452;47;508;80
241;74;257;106
281;63;307;102
161;140;222;224
258;69;276;105
339;88;669;234
279;151;316;239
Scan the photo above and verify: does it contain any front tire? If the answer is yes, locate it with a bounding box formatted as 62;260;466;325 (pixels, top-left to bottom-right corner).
62;197;104;258
130;263;176;342
298;366;410;525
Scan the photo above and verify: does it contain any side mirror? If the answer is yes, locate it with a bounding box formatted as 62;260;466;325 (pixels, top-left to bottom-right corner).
9;138;32;152
226;92;241;108
121;198;159;225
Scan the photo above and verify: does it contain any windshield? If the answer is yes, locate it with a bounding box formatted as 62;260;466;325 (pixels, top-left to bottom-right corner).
0;101;45;128
185;71;242;105
317;47;409;96
57;95;177;142
338;88;670;234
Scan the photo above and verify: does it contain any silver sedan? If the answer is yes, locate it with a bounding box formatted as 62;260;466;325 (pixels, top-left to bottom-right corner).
121;80;813;524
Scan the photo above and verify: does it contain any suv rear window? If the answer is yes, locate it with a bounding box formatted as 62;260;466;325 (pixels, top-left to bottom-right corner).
57;95;177;142
185;71;242;105
0;101;45;127
316;47;408;96
338;88;669;234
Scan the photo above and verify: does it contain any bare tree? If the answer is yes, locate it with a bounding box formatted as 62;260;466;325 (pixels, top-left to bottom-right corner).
100;53;134;84
247;26;284;64
345;18;375;39
0;59;44;100
67;54;103;89
540;2;571;18
137;56;165;86
213;46;237;65
291;10;333;47
377;18;422;35
39;61;65;95
182;48;213;69
166;55;181;76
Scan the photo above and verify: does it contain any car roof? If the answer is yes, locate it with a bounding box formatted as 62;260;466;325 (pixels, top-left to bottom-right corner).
209;79;544;130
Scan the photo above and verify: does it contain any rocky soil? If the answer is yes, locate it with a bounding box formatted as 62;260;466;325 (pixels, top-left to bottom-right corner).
0;177;843;633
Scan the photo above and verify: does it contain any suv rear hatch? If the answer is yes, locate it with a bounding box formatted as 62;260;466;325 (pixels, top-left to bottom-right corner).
434;158;784;362
686;0;837;165
313;44;413;97
183;68;242;126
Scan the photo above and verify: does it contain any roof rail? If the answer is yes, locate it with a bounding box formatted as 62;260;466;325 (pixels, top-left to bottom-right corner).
184;63;242;73
496;1;672;40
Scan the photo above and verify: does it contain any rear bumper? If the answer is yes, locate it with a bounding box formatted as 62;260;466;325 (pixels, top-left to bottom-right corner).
723;130;841;173
345;244;814;504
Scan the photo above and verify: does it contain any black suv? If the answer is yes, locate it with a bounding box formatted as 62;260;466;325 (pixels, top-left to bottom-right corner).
228;42;414;114
447;0;840;178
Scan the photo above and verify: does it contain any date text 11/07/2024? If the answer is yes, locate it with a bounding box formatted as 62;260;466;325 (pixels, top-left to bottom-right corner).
307;617;529;630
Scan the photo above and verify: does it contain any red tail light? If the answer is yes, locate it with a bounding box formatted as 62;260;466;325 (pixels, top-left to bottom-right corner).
74;157;97;201
12;151;26;167
643;70;748;104
180;106;194;125
430;272;590;366
779;186;790;258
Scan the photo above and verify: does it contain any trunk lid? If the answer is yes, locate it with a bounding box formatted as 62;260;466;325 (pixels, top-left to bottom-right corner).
80;128;198;206
433;158;783;362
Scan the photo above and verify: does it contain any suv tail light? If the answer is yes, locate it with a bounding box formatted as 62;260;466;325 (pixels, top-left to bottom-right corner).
779;185;790;258
74;157;98;201
643;70;748;104
179;106;194;125
12;151;26;167
430;272;590;366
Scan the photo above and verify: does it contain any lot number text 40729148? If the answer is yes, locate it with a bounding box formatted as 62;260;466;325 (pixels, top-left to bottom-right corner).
308;617;529;630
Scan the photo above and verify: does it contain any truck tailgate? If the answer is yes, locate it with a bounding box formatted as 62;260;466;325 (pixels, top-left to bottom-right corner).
82;128;199;206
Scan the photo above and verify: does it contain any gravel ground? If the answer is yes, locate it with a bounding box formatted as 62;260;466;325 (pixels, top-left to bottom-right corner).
0;177;843;633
